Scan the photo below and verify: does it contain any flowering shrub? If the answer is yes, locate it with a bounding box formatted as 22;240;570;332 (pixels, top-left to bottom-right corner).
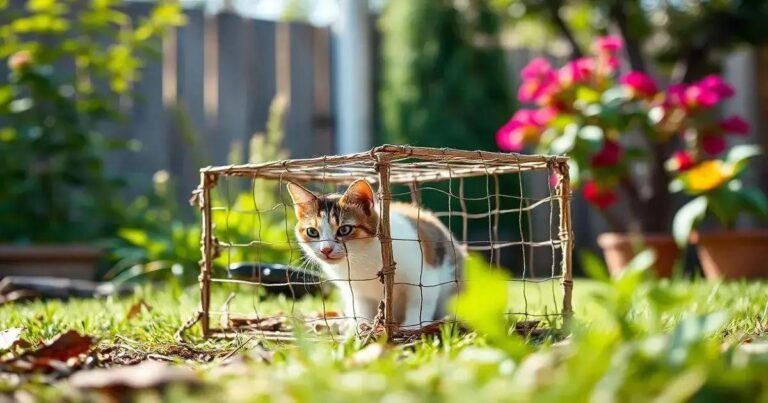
497;36;657;214
497;36;767;237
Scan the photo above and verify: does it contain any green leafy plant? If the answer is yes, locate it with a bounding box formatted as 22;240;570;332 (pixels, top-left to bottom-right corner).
449;253;530;358
0;0;184;243
671;145;768;246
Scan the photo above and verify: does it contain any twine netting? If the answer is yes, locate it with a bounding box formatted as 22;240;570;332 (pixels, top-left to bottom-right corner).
185;145;573;342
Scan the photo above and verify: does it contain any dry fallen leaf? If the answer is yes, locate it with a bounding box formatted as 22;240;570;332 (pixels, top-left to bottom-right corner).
24;331;94;362
2;330;94;373
227;314;290;332
0;328;23;351
69;360;200;391
125;299;153;320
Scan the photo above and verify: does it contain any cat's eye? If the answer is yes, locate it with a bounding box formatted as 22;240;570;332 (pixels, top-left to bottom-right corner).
336;225;353;237
305;228;319;238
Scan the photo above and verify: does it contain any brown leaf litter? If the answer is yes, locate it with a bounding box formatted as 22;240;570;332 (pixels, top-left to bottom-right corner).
125;299;153;320
0;330;94;374
68;360;200;392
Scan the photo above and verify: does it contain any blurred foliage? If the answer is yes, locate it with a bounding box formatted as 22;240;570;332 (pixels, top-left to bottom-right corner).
446;250;768;402
491;0;768;81
380;0;512;150
0;0;184;243
110;95;295;284
451;252;532;358
4;259;768;400
379;0;524;239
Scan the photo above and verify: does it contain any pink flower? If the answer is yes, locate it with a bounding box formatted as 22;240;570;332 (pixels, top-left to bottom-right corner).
521;57;554;81
599;55;620;75
8;50;32;71
518;80;557;103
667;151;695;172
532;107;557;124
699;75;734;99
583;181;617;209
664;78;733;111
594;35;623;54
701;134;726;155
684;84;720;109
558;57;594;87
496;109;552;152
512;108;551;126
590;140;622;167
620;72;658;98
496;120;524;151
665;84;688;107
670;75;735;110
518;58;558;103
719;115;750;136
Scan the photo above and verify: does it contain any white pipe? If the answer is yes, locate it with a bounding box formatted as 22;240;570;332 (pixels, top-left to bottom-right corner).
332;0;372;154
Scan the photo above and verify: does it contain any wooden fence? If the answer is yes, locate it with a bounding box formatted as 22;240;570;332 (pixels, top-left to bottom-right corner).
109;5;333;202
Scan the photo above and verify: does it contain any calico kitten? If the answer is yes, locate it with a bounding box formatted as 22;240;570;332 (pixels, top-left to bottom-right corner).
286;179;465;329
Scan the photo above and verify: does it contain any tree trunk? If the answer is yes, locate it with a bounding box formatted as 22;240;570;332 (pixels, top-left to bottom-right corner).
547;0;583;60
609;1;646;73
639;142;674;232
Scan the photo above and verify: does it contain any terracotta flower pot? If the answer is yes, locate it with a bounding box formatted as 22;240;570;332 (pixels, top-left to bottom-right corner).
692;230;768;280
0;245;101;280
597;233;679;278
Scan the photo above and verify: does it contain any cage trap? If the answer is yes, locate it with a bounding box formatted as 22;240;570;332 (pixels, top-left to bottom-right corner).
180;145;574;343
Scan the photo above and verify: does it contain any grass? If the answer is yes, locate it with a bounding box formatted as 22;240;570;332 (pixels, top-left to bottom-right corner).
1;277;768;402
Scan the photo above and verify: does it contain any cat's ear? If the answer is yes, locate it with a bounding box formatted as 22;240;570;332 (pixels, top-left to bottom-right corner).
286;181;317;217
340;179;375;216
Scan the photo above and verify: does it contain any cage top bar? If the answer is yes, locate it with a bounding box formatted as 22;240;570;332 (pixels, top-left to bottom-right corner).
200;144;567;184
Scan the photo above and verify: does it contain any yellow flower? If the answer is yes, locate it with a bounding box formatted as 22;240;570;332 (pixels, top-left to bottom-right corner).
683;160;734;193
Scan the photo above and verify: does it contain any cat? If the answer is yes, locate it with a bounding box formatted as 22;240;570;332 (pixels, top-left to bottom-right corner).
286;179;465;329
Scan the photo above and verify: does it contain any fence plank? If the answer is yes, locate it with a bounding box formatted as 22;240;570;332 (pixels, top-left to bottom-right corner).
121;2;169;197
245;20;277;140
313;27;334;156
283;23;316;158
213;12;250;165
173;8;207;205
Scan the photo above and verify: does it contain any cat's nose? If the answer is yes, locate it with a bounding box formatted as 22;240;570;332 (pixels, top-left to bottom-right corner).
320;247;333;257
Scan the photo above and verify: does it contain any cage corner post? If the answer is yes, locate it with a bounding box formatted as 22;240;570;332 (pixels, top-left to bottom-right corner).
375;155;397;338
198;171;217;337
555;160;574;327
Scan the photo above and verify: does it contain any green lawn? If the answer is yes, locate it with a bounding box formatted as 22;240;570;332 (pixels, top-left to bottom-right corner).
1;277;768;402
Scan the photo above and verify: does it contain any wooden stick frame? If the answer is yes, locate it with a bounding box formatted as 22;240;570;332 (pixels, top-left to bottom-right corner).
185;145;573;341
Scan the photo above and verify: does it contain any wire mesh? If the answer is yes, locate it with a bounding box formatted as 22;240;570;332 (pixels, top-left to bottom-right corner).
188;145;573;342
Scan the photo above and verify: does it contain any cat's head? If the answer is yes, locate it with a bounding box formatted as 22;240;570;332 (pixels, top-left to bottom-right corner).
286;179;378;263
